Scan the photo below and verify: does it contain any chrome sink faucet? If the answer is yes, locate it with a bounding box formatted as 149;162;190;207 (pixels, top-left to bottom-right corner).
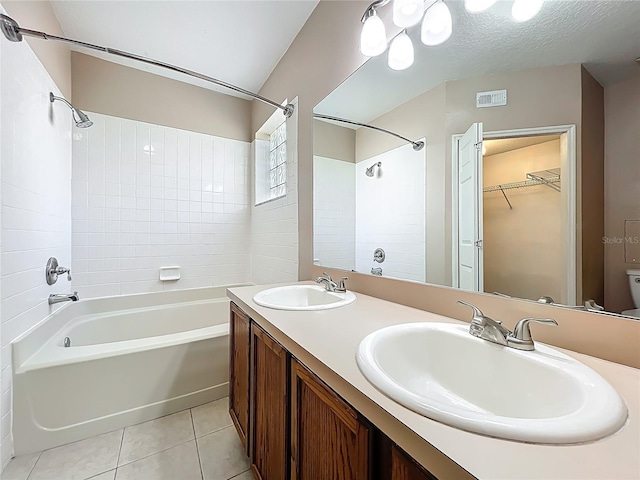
49;292;80;305
315;273;348;293
458;300;557;351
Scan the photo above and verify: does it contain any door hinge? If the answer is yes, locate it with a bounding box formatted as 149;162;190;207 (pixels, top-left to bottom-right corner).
474;142;483;151
475;239;483;248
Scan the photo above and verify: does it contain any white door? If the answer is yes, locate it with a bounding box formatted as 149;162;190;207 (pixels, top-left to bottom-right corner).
457;123;483;291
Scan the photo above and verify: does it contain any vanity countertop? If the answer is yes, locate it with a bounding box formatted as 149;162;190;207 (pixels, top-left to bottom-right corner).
227;283;640;480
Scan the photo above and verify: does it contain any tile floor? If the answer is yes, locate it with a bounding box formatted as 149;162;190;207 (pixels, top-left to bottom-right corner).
2;397;252;480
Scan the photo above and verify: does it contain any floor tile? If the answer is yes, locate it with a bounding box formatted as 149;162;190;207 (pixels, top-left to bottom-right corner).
118;410;195;466
191;397;232;438
198;426;250;480
115;441;201;480
87;470;116;480
1;453;40;480
28;429;122;480
229;471;253;480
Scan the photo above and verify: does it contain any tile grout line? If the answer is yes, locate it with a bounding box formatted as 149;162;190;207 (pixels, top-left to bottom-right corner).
189;409;205;480
114;427;125;476
24;452;42;480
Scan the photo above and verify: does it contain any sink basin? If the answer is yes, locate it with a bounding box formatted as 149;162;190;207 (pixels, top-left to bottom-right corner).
253;285;356;311
357;322;628;444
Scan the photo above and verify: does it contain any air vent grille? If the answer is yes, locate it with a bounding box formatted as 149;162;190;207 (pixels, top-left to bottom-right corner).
476;89;507;108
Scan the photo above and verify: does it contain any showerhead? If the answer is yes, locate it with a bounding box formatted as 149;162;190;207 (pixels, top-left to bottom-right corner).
365;161;382;177
0;14;22;43
49;92;93;128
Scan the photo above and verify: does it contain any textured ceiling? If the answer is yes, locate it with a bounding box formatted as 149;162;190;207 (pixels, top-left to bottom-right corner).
316;0;640;123
50;0;319;99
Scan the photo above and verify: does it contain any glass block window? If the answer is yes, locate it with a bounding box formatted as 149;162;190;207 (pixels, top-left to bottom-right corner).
268;121;287;200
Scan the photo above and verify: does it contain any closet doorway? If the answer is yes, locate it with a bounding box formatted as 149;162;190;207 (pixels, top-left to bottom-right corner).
451;124;577;305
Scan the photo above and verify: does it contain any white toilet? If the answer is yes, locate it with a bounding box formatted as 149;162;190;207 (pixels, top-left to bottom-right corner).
622;269;640;318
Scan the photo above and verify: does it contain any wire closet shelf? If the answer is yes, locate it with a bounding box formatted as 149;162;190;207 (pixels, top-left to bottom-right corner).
483;168;561;209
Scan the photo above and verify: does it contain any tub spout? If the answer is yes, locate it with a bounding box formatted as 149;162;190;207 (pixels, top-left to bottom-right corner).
49;292;79;305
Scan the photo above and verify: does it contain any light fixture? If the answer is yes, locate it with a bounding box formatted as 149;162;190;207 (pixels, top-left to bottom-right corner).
512;0;544;22
360;9;387;56
464;0;497;13
421;0;452;46
393;0;424;28
388;30;414;70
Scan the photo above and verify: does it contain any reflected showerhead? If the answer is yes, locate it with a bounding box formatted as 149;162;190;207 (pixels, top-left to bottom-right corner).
366;161;381;177
50;92;93;128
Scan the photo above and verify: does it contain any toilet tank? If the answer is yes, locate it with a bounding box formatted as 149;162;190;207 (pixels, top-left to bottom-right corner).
627;269;640;307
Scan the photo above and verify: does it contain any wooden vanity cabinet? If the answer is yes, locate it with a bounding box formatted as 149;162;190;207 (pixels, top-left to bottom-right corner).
291;358;372;480
229;302;250;453
249;323;289;480
229;303;437;480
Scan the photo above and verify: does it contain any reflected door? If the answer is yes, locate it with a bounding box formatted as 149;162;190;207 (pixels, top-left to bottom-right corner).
457;123;483;291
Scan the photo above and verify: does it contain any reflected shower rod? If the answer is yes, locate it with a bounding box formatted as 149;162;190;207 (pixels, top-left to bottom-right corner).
0;14;294;118
313;114;425;151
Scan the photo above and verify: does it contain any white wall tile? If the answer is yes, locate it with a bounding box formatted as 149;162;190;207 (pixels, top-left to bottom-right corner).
72;113;252;297
355;144;426;282
1;31;72;467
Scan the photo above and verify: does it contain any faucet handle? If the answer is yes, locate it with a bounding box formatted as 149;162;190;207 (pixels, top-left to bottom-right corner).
458;301;500;324
322;272;333;282
513;317;558;342
336;277;348;292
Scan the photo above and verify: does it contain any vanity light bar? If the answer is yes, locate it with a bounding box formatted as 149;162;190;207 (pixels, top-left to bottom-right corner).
0;14;294;118
314;113;425;151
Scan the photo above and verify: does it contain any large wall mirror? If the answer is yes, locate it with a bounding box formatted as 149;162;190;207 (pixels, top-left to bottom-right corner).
313;0;640;318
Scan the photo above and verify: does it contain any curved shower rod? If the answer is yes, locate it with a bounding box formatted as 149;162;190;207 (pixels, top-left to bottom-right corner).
314;113;425;151
0;14;294;118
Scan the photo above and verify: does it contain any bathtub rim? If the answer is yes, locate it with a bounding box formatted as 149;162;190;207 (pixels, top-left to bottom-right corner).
12;283;250;374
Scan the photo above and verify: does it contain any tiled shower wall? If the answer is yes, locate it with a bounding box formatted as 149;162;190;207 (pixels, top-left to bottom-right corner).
313;156;356;270
355;143;426;282
71;112;251;298
250;103;299;285
0;35;72;467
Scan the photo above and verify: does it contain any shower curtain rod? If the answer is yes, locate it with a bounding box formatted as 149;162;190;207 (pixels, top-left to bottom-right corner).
0;14;294;118
313;114;425;151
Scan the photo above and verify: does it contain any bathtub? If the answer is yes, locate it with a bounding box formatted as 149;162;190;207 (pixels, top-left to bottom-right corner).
12;285;246;455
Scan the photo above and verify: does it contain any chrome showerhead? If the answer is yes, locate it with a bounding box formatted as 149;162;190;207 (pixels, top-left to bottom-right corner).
0;14;22;43
366;161;381;177
49;92;93;128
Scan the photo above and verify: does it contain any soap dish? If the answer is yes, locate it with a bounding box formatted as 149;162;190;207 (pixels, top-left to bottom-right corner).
159;266;180;282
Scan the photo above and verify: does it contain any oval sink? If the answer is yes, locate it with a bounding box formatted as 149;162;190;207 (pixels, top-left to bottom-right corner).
253;285;356;311
357;322;628;444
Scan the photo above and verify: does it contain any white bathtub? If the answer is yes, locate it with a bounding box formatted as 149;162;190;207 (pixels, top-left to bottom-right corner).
12;285;246;455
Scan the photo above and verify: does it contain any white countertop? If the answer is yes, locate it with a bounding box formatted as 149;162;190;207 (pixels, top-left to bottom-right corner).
228;283;640;480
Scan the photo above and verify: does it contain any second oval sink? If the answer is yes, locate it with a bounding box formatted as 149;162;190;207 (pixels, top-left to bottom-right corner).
357;322;628;444
253;285;356;311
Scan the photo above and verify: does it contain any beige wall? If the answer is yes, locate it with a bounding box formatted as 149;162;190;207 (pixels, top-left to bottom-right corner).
258;0;640;369
313;119;356;162
354;65;582;286
580;67;605;306
2;0;71;98
72;52;252;142
483;140;563;301
604;75;640;313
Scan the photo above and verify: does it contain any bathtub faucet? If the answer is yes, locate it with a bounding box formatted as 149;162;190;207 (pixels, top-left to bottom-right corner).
49;292;80;305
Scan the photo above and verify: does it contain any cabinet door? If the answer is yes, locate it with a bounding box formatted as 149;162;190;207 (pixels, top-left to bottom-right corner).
250;323;289;480
229;302;250;453
390;444;437;480
291;358;371;480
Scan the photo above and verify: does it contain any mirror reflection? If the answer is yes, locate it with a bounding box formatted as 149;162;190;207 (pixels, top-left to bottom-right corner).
313;0;640;317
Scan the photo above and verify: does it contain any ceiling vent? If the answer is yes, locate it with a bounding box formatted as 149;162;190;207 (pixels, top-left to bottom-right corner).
476;89;507;108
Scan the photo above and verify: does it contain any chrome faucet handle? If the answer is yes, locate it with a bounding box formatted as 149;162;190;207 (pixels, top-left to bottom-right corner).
512;317;558;343
457;300;502;324
458;300;510;345
322;272;333;282
335;277;348;293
